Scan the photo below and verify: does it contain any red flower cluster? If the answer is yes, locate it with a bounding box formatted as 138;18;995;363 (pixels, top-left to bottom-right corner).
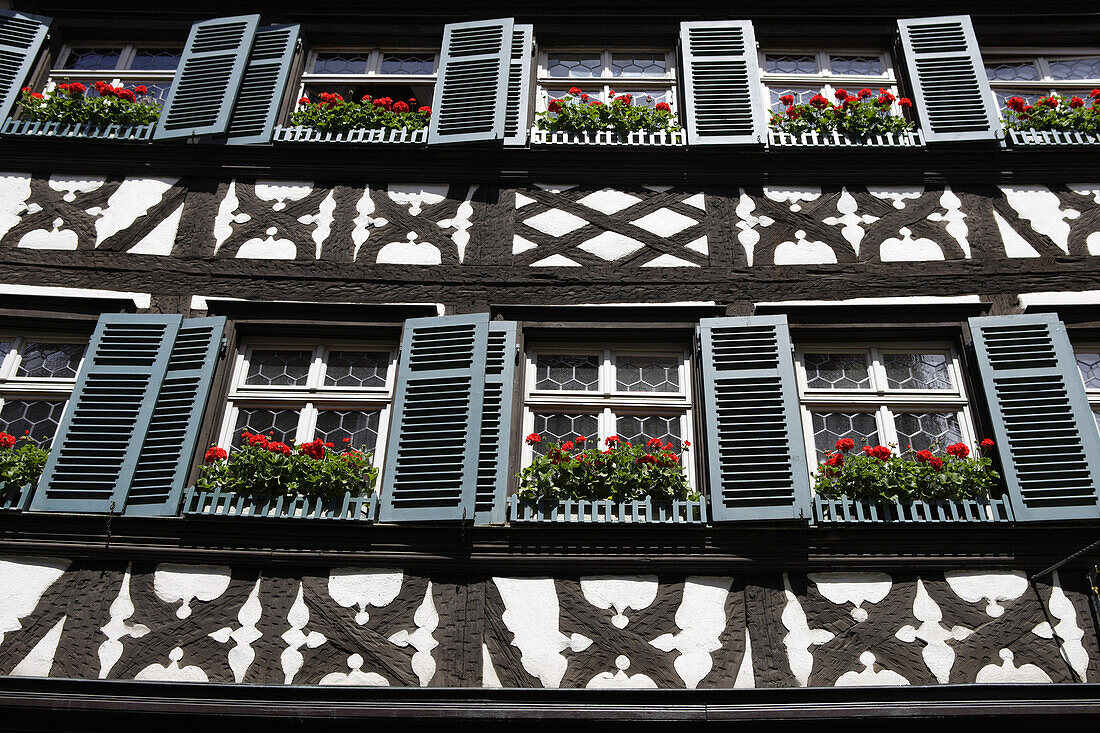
298;439;333;460
945;442;970;458
915;449;933;463
92;81;137;102
418;106;431;115
612;93;633;106
267;442;293;455
203;446;228;463
0;432;16;449
779;94;795;106
56;82;86;97
655;101;671;112
862;444;892;461
548;98;564;113
980;438;995;450
834;438;856;453
525;433;541;445
373;96;394;110
393;101;410;113
604;435;620;447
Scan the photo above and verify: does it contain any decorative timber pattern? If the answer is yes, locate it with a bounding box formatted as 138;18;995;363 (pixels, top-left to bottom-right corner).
0;556;1096;688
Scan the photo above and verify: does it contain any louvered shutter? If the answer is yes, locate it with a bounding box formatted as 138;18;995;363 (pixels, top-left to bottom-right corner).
153;15;259;140
679;21;766;146
897;15;1000;143
698;315;811;521
475;321;518;524
502;24;533;147
379;314;490;522
428;18;514;145
226;23;300;145
0;10;51;125
969;314;1100;521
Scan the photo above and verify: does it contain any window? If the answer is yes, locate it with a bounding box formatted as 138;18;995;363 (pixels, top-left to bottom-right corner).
795;344;977;466
759;50;896;112
537;49;677;112
0;336;87;442
984;52;1100;110
521;345;695;484
1076;349;1100;434
296;48;437;112
220;341;397;465
50;44;182;103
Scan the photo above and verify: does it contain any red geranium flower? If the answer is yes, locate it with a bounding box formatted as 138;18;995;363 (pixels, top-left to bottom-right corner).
68;82;86;96
568;86;583;95
834;88;849;100
267;441;292;455
525;433;541;445
299;96;311;105
561;441;575;451
246;433;269;448
373;96;392;110
548;98;563;113
898;97;913;108
604;435;620;447
1090;88;1100;99
418;106;431;115
361;94;372;102
946;443;970;458
980;438;995;450
118;88;136;103
928;456;943;471
298;439;325;460
871;445;892;461
1006;96;1027;112
203;446;227;463
392;100;410;113
30;92;44;100
589;100;603;107
0;432;16;449
1070;96;1085;108
134;85;148;95
915;449;933;463
835;438;855;453
655;101;671;112
857;88;873;99
809;94;829;109
575;435;587;444
779;94;794;106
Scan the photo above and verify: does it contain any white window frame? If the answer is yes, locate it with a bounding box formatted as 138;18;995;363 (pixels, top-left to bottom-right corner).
48;44;180;99
219;340;398;467
1074;346;1100;437
795;343;978;478
296;47;438;111
758;49;897;113
521;345;695;487
982;48;1100;114
536;48;678;112
0;335;86;438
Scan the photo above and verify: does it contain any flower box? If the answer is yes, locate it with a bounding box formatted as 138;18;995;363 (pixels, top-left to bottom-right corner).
812;495;1013;524
768;129;923;148
1006;128;1100;147
0;481;33;511
273;125;427;144
509;495;706;524
183;486;376;521
530;127;685;147
2;118;154;141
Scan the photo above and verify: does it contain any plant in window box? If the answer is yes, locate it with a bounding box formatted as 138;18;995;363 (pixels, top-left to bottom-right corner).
0;432;48;498
289;93;431;132
535;88;680;136
813;438;1000;503
1002;91;1100;133
195;432;377;500
769;88;913;138
517;434;696;503
17;82;161;126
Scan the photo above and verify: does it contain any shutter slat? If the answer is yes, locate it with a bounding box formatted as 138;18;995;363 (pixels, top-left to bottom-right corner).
699;315;811;521
503;25;533;147
679;21;765;146
226;23;300;145
474;322;517;524
0;10;51;125
154;15;259;140
428;18;513;145
897;15;1000;143
970;314;1100;521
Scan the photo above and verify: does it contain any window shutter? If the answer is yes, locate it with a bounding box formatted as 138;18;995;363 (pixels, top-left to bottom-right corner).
502;24;533;147
0;10;51;125
153;14;260;140
969;314;1100;521
896;15;1000;143
679;21;765;146
427;18;514;145
475;321;518;524
697;315;811;521
225;23;300;145
379;314;490;522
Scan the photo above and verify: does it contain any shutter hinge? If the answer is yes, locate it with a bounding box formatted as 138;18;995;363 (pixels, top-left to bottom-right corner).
219;337;228;358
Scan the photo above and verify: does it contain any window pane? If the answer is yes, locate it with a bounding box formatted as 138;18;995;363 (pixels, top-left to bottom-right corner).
0;399;66;442
312;53;370;75
534;354;599;391
246;350;312;386
63;48;122;70
531;412;598;454
993;89;1043;108
0;341;13;361
379;54;435;75
811;411;879;461
615;414;681;450
616;355;680;392
985;61;1040;81
547;87;602;105
768;86;820;111
140;82;173;104
609;53;666;77
547;53;601;78
764;54;819;74
883;353;953;390
1049;57;1100;80
894;412;962;453
803;353;871;389
17;342;85;379
620;89;671;109
1078;352;1100;388
130;49;181;71
315;409;381;452
828;55;883;76
325;351;389;388
232;408;300;446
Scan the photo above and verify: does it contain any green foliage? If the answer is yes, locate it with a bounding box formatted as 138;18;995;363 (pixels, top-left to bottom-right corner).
289;93;430;132
1002;93;1100;132
535;89;680;136
18;82;160;127
0;433;49;491
518;435;695;503
196;435;377;499
770;88;913;137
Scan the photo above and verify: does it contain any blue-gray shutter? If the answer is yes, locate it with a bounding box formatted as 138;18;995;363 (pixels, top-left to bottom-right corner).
0;10;51;125
698;315;811;521
969;314;1100;521
502;24;533;147
379;314;490;522
897;15;1001;143
226;23;300;145
474;321;517;524
428;18;514;145
679;21;766;146
153;15;259;140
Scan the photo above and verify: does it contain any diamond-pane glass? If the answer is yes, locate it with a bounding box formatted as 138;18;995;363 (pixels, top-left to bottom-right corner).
828;55;883;76
894;412;962;453
313;53;370;75
615;355;680;392
380;54;435;75
615;414;681;450
315;409;381;452
811;411;879;461
883;353;953;390
324;351;389;388
1050;57;1100;80
17;343;85;379
232;408;300;446
130;49;181;71
994;89;1042;108
804;353;871;389
246;350;312;386
609;53;667;77
1078;352;1100;388
985;61;1040;81
764;55;819;74
768;86;819;111
531;412;598;455
63;48;122;71
0;341;11;362
535;354;599;391
622;90;671;109
0;399;66;443
547;53;602;78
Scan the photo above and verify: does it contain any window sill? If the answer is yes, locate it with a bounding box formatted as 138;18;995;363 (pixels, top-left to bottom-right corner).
530;128;685;147
273;125;427;144
183;487;376;521
768;129;923;148
0;482;33;511
508;495;707;524
812;495;1014;524
1006;129;1100;146
2;118;155;141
